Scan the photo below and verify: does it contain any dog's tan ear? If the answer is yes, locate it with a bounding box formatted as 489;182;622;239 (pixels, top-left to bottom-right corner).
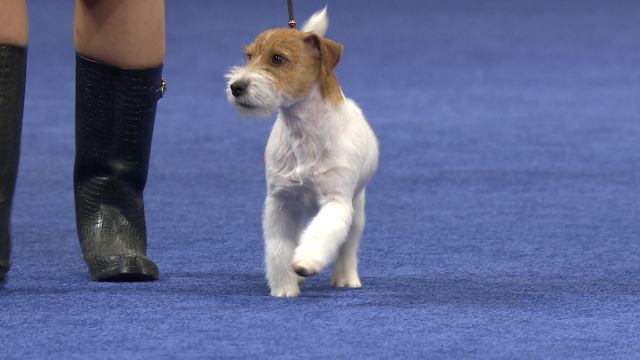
304;34;344;104
304;34;344;71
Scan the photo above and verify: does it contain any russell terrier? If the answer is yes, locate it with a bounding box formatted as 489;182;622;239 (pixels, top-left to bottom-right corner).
226;8;379;297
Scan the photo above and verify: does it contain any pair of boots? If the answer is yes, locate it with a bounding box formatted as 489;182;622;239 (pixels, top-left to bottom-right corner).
1;44;165;281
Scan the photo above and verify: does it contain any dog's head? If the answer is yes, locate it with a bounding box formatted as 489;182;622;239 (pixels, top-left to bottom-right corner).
226;7;343;118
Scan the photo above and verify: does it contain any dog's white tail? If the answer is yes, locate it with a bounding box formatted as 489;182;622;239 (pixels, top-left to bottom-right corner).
302;6;328;37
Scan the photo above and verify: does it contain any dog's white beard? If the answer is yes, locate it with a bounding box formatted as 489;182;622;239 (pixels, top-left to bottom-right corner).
225;66;282;119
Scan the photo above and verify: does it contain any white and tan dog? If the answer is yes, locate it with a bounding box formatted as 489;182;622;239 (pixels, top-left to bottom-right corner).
226;8;378;297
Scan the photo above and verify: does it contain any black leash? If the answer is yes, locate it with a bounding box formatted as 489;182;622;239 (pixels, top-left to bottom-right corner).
287;0;296;28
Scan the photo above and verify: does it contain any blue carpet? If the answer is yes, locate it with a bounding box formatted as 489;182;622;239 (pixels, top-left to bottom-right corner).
2;0;640;358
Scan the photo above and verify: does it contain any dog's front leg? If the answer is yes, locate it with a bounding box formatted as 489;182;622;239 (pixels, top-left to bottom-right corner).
263;195;304;297
292;198;354;277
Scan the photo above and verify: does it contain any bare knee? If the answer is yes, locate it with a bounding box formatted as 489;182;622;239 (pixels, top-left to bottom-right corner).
74;0;165;68
0;0;28;46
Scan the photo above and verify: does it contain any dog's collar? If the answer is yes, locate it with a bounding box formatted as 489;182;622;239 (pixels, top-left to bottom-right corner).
287;0;296;28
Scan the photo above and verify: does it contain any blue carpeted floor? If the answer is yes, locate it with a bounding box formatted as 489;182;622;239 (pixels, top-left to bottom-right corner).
2;0;640;358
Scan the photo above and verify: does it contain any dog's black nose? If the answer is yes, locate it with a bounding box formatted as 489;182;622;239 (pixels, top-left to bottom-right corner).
230;81;249;98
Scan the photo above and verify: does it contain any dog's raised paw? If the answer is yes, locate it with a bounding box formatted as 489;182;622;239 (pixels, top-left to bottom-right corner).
291;260;318;277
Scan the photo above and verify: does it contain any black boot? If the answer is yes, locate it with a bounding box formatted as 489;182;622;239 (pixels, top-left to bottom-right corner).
74;54;165;281
0;45;27;281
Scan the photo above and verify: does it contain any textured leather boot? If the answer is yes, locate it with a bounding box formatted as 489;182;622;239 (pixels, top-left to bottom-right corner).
74;54;165;281
0;45;27;280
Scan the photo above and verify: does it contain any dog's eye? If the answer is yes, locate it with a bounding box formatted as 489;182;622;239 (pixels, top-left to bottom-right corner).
245;53;253;60
271;54;286;65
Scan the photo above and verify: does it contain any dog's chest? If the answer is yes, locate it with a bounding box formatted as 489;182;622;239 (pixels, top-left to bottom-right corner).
276;142;317;183
267;134;326;199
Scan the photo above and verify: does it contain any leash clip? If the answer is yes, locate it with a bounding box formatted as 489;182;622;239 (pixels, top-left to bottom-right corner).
287;0;296;28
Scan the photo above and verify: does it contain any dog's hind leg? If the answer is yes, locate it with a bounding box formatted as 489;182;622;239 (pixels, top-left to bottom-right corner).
330;190;364;288
263;195;304;297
